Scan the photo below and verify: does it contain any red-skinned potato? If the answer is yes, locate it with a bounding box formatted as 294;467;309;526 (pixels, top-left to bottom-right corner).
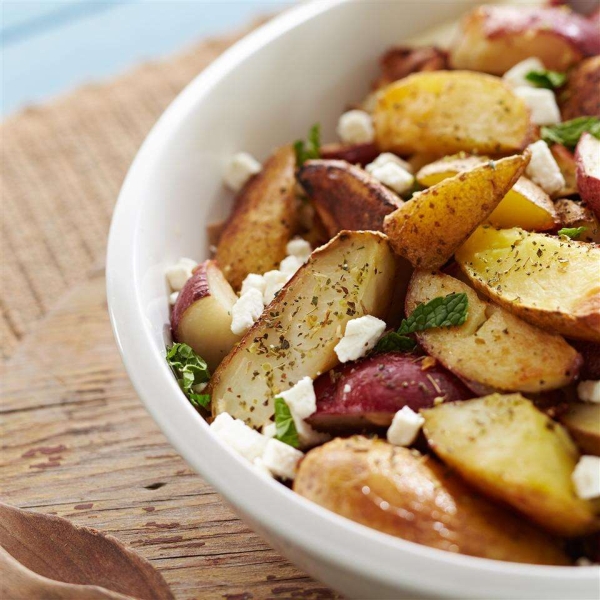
171;260;241;371
308;352;471;432
450;5;600;74
575;132;600;217
319;142;379;167
559;56;600;121
571;340;600;379
374;46;448;89
550;145;578;196
555;198;600;243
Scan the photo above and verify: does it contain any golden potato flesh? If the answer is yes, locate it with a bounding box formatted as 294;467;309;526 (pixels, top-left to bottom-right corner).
294;437;569;565
383;153;528;270
422;394;599;537
216;145;298;290
405;271;581;393
560;403;600;457
456;227;600;342
210;231;397;428
373;71;530;156
417;156;558;232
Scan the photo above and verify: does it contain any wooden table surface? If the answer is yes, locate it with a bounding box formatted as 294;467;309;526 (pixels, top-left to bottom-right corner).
0;266;340;599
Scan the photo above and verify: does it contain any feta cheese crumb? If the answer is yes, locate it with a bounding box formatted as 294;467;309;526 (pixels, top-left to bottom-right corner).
367;160;415;195
262;422;276;438
169;291;179;306
166;257;197;292
210;413;268;461
525;140;566;196
514;87;561;125
241;273;266;296
503;57;545;88
286;238;312;263
252;457;274;478
231;288;264;335
343;384;352;394
279;376;317;420
572;455;600;500
387;406;425;447
337;110;375;144
578;380;600;404
334;315;386;363
224;152;262;192
367;152;413;174
262;438;304;480
262;269;288;304
279;255;303;279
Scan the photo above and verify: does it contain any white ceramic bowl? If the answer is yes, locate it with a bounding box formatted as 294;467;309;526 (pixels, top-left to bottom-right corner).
107;1;599;597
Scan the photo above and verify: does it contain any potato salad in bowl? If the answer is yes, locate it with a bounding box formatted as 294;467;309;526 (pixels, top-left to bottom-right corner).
164;2;600;567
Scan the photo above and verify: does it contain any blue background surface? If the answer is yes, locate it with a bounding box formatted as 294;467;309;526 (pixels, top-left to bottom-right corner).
2;1;292;117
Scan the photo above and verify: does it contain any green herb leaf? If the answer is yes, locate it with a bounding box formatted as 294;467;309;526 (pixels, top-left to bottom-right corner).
399;293;469;335
558;226;586;240
166;343;211;408
374;332;416;353
525;69;566;90
273;396;299;448
294;123;321;166
541;117;600;150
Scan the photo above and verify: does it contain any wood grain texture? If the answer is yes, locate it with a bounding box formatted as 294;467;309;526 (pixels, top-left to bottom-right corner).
0;271;339;599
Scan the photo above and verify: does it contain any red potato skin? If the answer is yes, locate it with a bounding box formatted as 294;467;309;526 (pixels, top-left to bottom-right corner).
309;352;472;432
571;340;600;379
320;143;380;167
170;261;217;335
374;46;448;89
575;133;600;217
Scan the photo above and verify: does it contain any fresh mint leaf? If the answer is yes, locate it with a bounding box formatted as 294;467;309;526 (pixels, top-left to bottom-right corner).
558;226;586;240
399;293;469;335
541;117;600;150
294;123;321;166
374;332;416;353
273;396;299;448
525;69;566;90
166;343;211;408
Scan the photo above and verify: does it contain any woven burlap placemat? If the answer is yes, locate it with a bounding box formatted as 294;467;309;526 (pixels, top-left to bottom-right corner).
1;22;264;359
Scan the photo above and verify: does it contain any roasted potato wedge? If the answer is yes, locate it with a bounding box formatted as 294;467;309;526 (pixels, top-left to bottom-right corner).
298;160;403;237
555;199;600;243
373;71;531;155
374;46;448;89
550;144;578;197
294;437;569;565
560;403;600;456
417;155;558;231
560;56;600;121
456;227;600;342
383;153;529;269
210;231;397;427
422;394;599;537
449;5;599;74
309;352;470;432
215;145;298;290
406;270;581;393
319;142;379;167
576;133;600;217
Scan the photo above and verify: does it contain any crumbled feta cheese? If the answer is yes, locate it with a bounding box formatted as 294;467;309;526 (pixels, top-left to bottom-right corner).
525;140;566;196
241;273;266;296
337;110;375;144
343;384;352;394
262;269;288;304
367;160;415;195
503;57;545;88
572;455;600;500
367;152;413;174
262;439;304;480
262;422;276;438
166;257;197;292
578;380;600;404
279;255;303;279
224;152;262;192
253;457;274;478
279;376;317;420
514;87;561;125
286;238;312;263
334;315;386;363
387;406;425;447
210;413;268;461
231;288;264;335
293;416;331;448
169;291;179;306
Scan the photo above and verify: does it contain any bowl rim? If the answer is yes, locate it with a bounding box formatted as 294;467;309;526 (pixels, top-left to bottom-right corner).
106;0;598;596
